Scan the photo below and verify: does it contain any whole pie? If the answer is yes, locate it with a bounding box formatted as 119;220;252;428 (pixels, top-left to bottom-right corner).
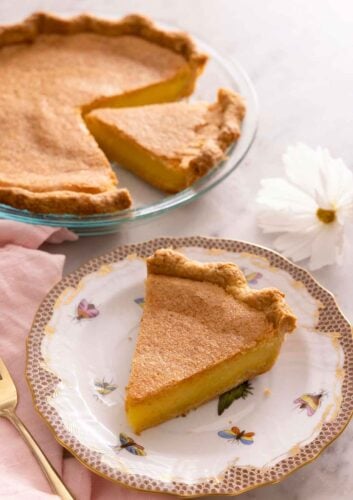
85;88;245;193
126;249;297;433
0;13;207;214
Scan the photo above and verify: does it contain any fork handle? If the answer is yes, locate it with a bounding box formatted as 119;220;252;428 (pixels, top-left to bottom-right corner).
3;410;75;500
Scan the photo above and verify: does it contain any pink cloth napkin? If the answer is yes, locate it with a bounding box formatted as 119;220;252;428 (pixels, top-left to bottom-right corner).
0;221;171;500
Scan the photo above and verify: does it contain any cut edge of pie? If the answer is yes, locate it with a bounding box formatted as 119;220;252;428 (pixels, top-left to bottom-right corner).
126;249;297;433
0;12;208;215
85;88;246;193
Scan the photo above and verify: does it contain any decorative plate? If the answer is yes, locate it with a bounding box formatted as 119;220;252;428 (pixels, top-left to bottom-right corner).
26;237;353;497
0;25;257;236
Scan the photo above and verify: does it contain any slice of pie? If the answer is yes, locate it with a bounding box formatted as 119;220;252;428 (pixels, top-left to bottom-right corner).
0;13;207;214
85;88;246;193
126;249;296;434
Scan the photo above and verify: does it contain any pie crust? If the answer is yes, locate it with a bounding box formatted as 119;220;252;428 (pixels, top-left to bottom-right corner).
146;249;297;334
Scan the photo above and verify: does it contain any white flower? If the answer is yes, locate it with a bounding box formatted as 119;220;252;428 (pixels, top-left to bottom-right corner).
256;143;353;270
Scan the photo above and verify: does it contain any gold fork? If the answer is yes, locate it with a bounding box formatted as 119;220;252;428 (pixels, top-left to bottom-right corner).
0;357;74;499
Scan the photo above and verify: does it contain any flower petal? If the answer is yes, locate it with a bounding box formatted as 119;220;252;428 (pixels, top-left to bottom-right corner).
256;178;317;233
258;209;317;233
283;143;353;216
337;202;353;224
283;143;323;198
273;222;344;270
273;229;320;262
257;178;316;212
309;222;344;270
315;152;353;215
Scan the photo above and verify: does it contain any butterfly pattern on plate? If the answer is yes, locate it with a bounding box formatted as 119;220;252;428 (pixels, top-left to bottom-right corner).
94;378;117;396
76;299;99;320
294;392;325;416
112;433;146;456
134;297;145;308
240;268;263;285
218;426;255;445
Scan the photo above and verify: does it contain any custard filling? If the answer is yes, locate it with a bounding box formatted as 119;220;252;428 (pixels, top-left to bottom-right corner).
85;115;189;193
126;335;284;434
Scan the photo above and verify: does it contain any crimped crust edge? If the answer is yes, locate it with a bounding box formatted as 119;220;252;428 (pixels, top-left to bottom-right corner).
147;248;297;334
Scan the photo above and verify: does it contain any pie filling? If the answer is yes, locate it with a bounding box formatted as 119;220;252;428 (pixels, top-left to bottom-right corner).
86;115;189;193
126;335;284;434
83;65;200;193
82;65;195;113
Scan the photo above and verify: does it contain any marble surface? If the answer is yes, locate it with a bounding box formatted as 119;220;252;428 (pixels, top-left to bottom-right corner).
1;1;352;498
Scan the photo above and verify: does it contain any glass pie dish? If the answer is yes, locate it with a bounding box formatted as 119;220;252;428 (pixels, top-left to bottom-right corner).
0;30;258;235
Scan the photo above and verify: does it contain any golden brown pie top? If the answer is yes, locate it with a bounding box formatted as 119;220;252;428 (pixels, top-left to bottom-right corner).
87;88;246;179
127;249;297;402
0;13;207;214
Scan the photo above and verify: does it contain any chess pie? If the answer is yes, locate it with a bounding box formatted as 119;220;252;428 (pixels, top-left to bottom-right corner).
125;249;297;433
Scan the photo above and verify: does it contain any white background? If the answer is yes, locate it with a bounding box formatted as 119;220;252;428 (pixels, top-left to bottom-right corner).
1;1;352;499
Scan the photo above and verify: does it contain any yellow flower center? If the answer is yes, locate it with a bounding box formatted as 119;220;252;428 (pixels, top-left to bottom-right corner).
316;208;336;224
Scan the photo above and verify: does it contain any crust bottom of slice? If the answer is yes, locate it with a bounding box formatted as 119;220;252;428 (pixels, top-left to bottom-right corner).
126;334;284;434
0;186;132;215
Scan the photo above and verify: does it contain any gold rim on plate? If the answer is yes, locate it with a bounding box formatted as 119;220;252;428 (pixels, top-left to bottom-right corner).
26;236;353;497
